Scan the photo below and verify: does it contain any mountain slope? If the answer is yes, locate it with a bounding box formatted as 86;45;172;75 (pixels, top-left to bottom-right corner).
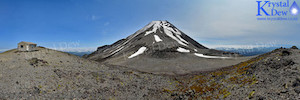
167;47;300;99
0;47;175;99
86;21;250;75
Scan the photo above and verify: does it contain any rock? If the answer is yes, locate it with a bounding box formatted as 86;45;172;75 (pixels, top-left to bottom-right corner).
280;90;288;93
258;97;265;100
27;58;48;67
293;79;300;87
294;87;300;93
265;58;295;69
53;69;67;78
33;86;41;94
291;46;298;49
281;50;291;56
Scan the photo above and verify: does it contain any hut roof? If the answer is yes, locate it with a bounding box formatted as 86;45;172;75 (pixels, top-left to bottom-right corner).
18;41;36;45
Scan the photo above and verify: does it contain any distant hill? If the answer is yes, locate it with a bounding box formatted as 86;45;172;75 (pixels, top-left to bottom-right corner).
67;51;92;57
0;49;9;53
216;47;279;56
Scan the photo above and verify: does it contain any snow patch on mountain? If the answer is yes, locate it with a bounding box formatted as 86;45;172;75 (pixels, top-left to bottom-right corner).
135;21;159;36
194;53;230;59
128;47;147;58
143;21;189;46
122;22;162;48
154;35;163;42
161;21;189;46
144;21;161;36
177;47;190;53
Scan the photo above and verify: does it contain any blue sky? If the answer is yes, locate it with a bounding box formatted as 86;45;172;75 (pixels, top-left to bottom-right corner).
0;0;300;51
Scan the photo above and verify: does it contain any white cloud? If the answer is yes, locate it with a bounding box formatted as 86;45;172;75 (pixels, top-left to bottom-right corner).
39;41;97;52
172;0;300;46
205;44;274;49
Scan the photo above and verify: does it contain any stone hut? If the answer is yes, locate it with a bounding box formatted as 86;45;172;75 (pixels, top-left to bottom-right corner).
18;41;37;51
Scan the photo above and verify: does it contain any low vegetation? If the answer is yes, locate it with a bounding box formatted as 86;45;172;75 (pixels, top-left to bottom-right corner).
165;55;265;99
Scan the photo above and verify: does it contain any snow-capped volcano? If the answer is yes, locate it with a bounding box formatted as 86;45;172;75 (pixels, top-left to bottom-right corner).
87;21;222;60
86;21;244;75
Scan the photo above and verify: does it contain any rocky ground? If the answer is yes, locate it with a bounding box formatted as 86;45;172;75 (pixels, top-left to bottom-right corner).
0;47;175;99
0;46;300;99
167;47;300;99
